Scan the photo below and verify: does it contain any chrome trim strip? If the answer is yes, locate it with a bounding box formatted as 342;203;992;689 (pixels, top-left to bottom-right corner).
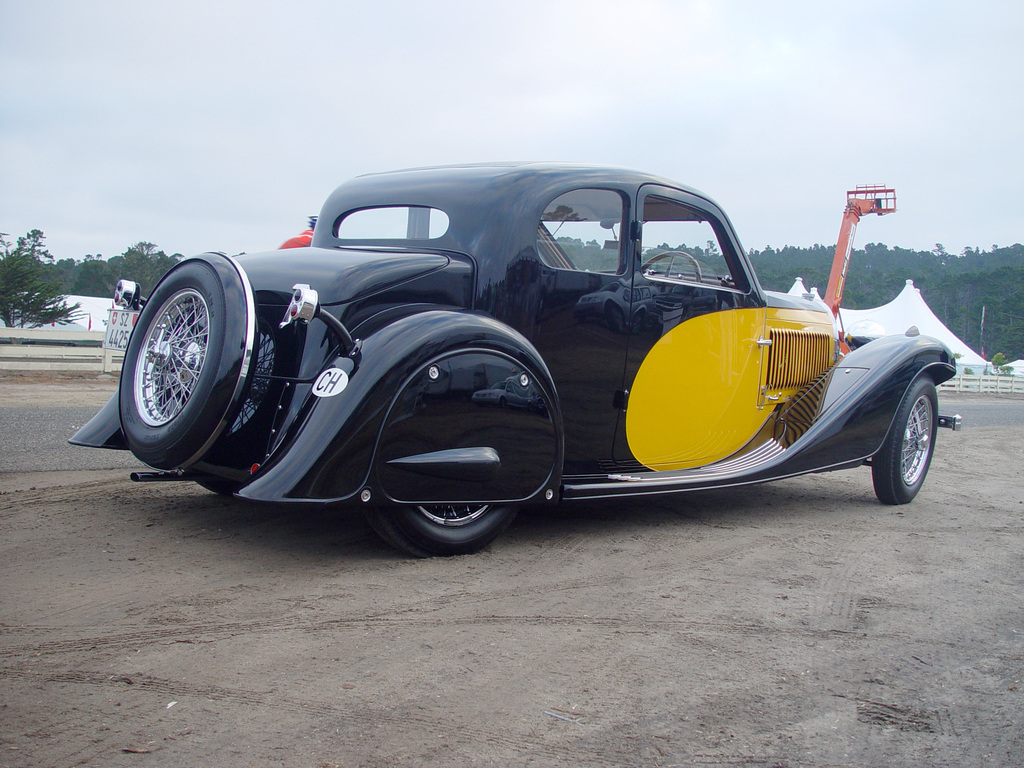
563;453;869;501
226;253;257;409
643;274;747;295
599;440;786;488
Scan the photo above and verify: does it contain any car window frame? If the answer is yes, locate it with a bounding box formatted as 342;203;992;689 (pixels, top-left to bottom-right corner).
536;187;631;276
636;185;753;295
333;204;452;244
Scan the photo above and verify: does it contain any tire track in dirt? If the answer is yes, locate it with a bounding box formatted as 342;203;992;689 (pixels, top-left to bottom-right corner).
0;519;826;663
2;666;635;768
1;475;132;507
789;526;892;636
0;613;870;662
390;533;765;617
854;697;954;735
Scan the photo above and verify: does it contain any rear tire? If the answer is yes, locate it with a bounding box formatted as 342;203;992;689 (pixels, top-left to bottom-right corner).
872;378;937;505
196;478;242;496
364;504;517;557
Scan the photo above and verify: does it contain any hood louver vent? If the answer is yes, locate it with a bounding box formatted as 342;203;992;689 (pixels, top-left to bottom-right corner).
765;329;834;390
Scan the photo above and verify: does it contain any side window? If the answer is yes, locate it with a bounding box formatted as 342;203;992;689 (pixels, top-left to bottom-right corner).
537;189;626;273
640;196;742;289
336;206;450;240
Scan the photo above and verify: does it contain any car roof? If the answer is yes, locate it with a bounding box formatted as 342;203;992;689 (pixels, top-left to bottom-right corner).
312;163;740;274
324;162;710;212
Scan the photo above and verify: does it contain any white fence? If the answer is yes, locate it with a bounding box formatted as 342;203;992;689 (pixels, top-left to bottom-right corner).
0;328;123;373
939;374;1024;394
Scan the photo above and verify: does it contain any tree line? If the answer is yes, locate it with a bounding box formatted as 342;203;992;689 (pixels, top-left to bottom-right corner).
749;242;1024;362
1;229;181;327
2;228;1022;361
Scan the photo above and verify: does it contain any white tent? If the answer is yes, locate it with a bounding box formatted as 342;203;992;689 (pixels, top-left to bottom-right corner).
788;277;987;370
787;278;828;311
1;294;113;331
1007;359;1024;377
61;295;114;331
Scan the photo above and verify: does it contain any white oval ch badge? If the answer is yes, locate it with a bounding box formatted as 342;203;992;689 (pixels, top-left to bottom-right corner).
313;368;349;397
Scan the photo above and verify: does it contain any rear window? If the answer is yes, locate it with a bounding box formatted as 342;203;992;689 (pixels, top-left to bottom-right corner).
336;206;450;240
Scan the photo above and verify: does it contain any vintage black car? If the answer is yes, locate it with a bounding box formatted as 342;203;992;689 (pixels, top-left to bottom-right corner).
72;163;960;557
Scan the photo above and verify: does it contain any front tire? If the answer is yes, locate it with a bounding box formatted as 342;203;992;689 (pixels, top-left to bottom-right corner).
364;504;517;557
872;378;938;505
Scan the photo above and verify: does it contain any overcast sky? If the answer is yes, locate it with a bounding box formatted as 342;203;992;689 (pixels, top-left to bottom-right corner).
2;0;1021;269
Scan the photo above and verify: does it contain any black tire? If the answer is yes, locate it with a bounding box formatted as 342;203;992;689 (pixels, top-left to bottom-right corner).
364;504;518;557
196;478;243;496
119;256;254;470
872;378;938;505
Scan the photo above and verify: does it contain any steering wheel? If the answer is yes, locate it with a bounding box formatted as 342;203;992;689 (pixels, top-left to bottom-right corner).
642;250;703;283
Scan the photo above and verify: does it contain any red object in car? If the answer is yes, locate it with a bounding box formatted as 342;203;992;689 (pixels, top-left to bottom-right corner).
279;228;314;249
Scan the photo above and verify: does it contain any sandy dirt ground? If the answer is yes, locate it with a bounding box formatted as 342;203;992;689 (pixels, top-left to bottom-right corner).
1;375;1022;767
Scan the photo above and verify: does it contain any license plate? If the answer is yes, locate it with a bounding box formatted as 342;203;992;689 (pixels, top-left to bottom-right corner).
103;308;140;351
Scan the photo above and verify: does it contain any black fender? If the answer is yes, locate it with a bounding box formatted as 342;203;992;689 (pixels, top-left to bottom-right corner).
69;390;127;450
237;309;564;505
768;333;955;477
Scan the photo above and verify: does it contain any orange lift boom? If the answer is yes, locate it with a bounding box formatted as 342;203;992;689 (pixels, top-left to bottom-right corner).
824;185;897;317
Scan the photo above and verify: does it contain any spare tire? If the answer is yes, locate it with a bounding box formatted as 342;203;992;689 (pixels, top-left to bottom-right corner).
119;254;255;470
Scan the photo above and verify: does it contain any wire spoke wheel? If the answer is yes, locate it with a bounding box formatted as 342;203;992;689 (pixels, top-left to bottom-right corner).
231;324;275;431
414;504;491;527
872;378;937;505
134;289;210;427
900;395;932;486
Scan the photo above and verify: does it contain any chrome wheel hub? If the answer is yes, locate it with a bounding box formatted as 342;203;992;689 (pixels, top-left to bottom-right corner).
134;289;210;427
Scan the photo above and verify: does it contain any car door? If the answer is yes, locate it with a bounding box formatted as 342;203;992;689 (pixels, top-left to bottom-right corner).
615;185;770;470
530;186;633;474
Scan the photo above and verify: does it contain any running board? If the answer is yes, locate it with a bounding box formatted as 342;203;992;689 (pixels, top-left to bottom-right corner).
608;438;785;484
562;439;792;500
